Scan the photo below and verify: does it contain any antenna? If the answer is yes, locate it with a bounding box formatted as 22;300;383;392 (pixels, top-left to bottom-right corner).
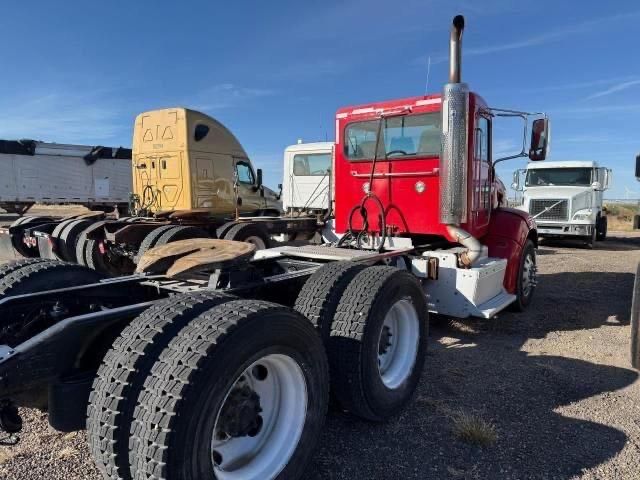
424;56;432;94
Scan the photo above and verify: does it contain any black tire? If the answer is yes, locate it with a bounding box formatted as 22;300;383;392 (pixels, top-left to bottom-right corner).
87;291;235;480
294;261;367;339
328;266;428;421
596;216;608;241
223;222;271;250
584;229;596;249
47;219;78;260
9;216;31;227
134;225;176;262
510;239;537;312
0;258;48;282
11;216;49;258
76;230;91;266
58;219;95;262
84;239;133;276
130;300;329;480
215;221;236;239
155;226;209;247
0;261;104;345
632;263;640;370
0;260;104;297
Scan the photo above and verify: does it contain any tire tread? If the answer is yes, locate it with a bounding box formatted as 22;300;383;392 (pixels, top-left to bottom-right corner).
87;291;234;480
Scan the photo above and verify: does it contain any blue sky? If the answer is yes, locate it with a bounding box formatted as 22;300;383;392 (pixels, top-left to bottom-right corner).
0;0;638;198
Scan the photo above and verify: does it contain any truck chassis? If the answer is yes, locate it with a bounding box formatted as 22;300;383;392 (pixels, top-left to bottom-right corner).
0;227;535;478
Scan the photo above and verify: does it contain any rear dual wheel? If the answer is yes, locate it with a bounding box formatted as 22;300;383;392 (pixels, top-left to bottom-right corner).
0;260;104;345
89;297;328;480
295;264;428;421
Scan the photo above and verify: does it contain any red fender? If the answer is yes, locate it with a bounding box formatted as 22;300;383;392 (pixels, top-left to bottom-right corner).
483;208;537;294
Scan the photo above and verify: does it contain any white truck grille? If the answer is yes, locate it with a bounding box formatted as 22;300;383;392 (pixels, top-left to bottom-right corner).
529;199;569;221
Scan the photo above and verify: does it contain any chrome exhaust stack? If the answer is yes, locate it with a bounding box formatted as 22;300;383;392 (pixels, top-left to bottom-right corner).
448;14;464;84
440;15;482;266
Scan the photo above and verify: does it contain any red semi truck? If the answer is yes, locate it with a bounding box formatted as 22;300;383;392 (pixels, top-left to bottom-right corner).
0;15;549;480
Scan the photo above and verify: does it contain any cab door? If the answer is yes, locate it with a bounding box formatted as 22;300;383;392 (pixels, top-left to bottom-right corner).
234;158;263;214
471;114;491;230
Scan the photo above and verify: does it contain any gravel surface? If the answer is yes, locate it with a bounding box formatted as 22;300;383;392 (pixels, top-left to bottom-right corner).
0;224;638;480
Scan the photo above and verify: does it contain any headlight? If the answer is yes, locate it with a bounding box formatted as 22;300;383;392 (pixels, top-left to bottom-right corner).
572;208;593;221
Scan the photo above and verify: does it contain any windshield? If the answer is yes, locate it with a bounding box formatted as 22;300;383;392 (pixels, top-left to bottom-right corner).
292;153;331;176
344;112;440;160
525;168;592;187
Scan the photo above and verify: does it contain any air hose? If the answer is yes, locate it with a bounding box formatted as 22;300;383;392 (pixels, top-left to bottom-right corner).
339;192;387;251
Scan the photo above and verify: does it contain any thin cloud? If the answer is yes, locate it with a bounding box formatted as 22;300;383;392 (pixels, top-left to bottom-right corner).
552;103;640;117
420;10;640;64
191;83;276;111
0;91;128;145
267;59;347;81
585;79;640;100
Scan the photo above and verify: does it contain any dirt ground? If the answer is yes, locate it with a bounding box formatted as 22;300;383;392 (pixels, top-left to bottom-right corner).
0;216;638;479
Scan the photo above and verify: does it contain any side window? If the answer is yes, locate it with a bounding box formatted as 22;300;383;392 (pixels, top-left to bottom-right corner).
476;116;490;164
235;161;255;184
194;124;210;142
344;112;441;160
293;153;331;176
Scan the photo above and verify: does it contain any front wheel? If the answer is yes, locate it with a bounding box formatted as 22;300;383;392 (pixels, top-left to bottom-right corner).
584;228;597;249
130;300;329;480
596;216;608;241
511;239;537;312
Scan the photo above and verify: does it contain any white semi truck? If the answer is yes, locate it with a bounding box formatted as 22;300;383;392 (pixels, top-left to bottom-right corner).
281;141;333;215
513;160;612;247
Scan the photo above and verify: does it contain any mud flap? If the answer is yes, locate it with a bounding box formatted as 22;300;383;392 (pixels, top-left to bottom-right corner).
0;230;19;260
37;235;56;260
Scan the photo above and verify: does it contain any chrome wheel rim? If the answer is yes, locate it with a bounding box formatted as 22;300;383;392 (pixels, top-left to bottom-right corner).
211;353;308;480
377;298;420;389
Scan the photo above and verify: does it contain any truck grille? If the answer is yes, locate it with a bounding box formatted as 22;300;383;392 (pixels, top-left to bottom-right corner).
529;199;569;221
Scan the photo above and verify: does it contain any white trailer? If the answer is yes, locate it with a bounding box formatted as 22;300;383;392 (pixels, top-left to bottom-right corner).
0;140;132;214
282;141;333;215
513;160;612;247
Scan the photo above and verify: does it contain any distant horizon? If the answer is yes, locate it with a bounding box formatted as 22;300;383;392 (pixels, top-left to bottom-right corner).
0;0;638;198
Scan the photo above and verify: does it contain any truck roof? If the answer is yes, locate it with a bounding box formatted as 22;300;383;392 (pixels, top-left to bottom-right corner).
335;92;489;119
285;141;333;153
527;160;599;169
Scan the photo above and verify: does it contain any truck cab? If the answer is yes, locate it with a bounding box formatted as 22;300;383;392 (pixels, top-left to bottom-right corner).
281;141;333;216
132;108;282;216
514;160;612;246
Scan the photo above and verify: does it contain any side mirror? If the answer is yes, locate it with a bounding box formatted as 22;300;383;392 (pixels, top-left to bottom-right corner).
636;154;640;181
277;183;283;200
591;181;602;190
602;168;612;190
256;168;263;189
511;169;524;191
528;118;550;161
